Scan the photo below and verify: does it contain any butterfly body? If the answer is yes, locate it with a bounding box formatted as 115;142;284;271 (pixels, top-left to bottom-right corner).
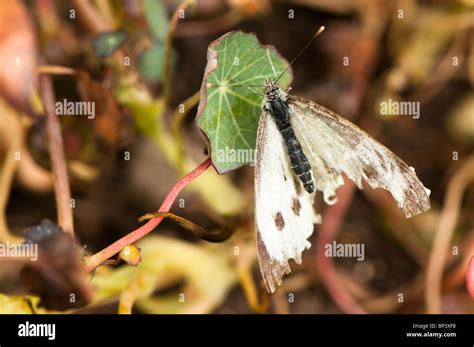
263;80;315;193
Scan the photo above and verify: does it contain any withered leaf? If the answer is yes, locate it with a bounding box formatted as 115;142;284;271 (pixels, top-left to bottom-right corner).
21;220;93;310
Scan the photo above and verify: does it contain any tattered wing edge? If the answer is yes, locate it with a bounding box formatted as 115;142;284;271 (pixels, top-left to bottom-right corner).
289;95;431;219
256;232;291;293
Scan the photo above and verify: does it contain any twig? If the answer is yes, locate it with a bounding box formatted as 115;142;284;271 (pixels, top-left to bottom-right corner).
444;234;474;292
94;0;116;29
162;0;193;106
315;181;367;314
467;256;474;300
38;75;75;239
237;266;269;313
72;0;111;33
36;65;76;76
232;235;267;312
84;157;212;272
138;211;233;242
272;290;290;314
425;156;474;313
16;143;53;193
359;274;425;313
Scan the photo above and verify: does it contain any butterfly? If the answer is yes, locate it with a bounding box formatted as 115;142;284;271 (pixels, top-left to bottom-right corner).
253;28;431;293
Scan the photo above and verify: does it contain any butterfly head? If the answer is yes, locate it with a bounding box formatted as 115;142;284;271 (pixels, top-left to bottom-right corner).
263;79;280;101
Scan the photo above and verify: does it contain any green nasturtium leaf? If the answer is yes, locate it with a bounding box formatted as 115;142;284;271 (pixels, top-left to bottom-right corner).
196;31;292;173
92;29;128;58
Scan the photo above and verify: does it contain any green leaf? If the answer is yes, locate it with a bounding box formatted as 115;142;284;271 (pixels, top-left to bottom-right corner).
144;0;169;42
196;31;292;173
92;29;128;58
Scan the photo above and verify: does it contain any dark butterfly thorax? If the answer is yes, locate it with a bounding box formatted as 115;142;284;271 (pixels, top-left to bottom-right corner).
264;84;315;193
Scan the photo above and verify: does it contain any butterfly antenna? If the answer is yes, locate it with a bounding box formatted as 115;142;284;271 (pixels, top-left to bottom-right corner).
274;26;325;84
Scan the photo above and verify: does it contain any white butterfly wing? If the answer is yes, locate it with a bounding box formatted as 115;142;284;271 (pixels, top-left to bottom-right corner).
289;96;430;218
255;109;320;293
